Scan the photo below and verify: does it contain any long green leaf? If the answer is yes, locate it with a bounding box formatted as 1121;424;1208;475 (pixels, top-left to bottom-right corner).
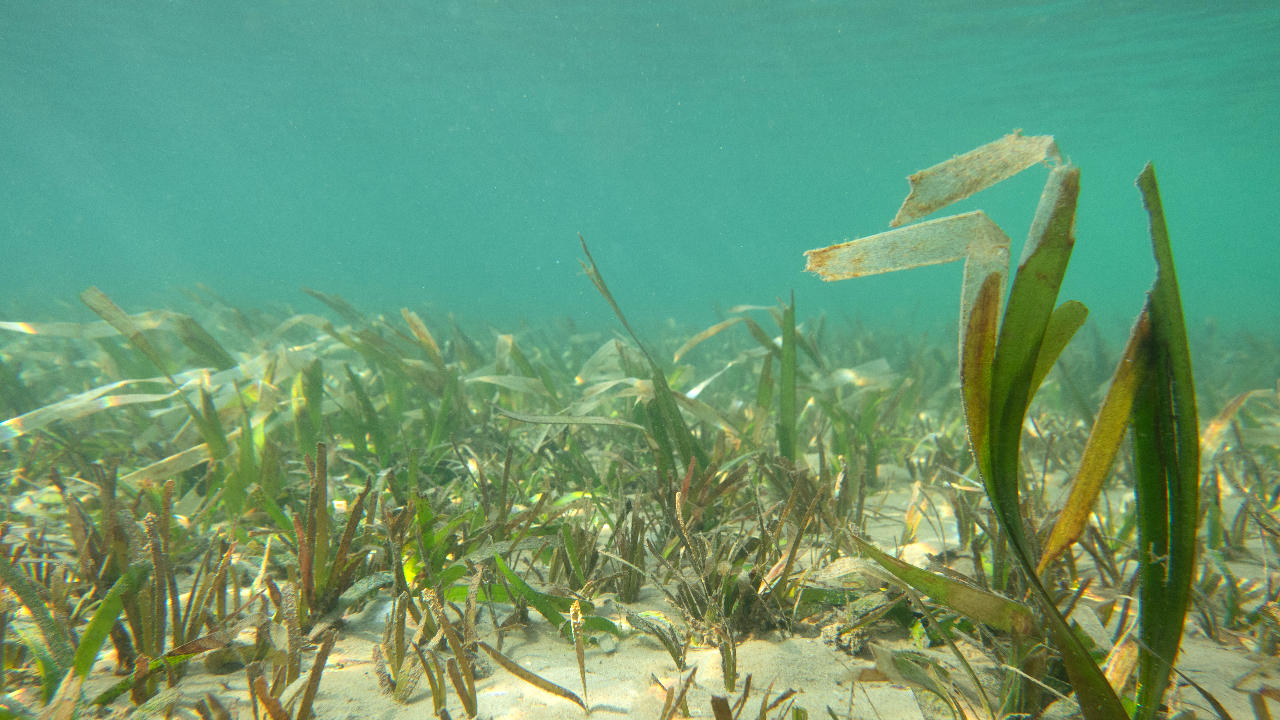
301;286;365;326
961;272;1001;477
743;316;781;358
79;287;173;377
0;554;75;672
1133;163;1200;720
15;626;62;702
401;308;446;373
198;387;231;460
494;407;647;432
293;358;323;457
777;292;797;462
651;365;707;471
986;164;1080;547
81;287;231;464
802;138;1127;720
174;315;237;371
853;537;1034;635
493;555;620;639
754;356;775;429
90;631;232;705
636;397;677;482
428;369;455;451
346;364;390;461
578;235;708;471
1027;300;1089;411
253;486;298;545
494;555;567;629
74;562;153;678
223;402;255;515
980;164;1127;720
673;316;745;363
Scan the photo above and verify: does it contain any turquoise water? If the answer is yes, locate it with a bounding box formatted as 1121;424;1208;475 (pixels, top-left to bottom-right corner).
2;1;1276;331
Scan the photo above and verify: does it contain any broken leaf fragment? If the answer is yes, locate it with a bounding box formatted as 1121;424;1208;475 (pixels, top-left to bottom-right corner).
804;210;1010;350
891;132;1060;227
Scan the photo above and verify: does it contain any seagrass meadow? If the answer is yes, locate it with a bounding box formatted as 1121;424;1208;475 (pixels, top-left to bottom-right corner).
1;135;1279;720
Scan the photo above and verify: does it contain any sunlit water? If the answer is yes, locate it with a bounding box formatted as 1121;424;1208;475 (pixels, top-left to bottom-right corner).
2;1;1276;334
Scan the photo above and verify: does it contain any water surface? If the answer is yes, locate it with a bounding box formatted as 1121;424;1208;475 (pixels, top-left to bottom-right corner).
2;1;1275;332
